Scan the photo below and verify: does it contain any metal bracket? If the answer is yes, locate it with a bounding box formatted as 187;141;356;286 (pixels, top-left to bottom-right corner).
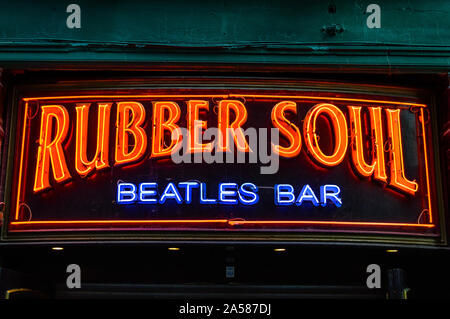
321;24;344;36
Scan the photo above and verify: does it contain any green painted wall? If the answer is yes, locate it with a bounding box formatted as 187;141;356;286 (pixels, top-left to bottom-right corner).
0;0;449;69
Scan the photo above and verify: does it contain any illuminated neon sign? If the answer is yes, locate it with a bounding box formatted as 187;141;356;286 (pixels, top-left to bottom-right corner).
29;99;419;194
116;182;341;207
4;86;437;235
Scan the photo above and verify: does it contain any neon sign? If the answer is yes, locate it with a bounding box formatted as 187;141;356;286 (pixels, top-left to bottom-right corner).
117;182;261;205
5;87;437;235
116;182;341;207
30;99;418;194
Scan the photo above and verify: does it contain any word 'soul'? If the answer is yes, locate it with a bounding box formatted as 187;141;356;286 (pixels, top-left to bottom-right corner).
32;100;418;195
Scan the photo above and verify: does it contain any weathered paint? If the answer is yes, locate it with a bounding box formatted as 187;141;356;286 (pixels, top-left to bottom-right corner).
0;0;449;68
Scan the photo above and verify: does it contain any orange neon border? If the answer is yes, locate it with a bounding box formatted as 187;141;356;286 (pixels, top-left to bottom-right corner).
10;94;435;231
8;220;434;228
420;108;434;224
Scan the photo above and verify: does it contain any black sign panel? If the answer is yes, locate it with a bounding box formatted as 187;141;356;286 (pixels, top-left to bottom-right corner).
4;83;438;237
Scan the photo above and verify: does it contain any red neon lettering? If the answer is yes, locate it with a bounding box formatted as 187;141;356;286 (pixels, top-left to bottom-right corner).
115;102;147;165
385;109;418;195
151;101;182;158
271;101;301;158
33;105;71;192
217;100;250;152
187;100;213;153
75;103;112;176
348;106;387;182
304;103;348;166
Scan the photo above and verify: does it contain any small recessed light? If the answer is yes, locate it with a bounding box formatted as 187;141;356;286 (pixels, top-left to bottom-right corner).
386;249;398;253
274;248;286;252
52;247;64;251
168;247;180;251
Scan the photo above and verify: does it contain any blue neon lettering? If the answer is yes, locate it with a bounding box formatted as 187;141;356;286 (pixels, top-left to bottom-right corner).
275;184;295;205
117;181;342;207
178;182;199;204
139;183;158;203
159;182;183;204
219;183;238;204
238;183;259;205
296;184;319;206
117;183;137;203
200;182;217;204
320;184;342;207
